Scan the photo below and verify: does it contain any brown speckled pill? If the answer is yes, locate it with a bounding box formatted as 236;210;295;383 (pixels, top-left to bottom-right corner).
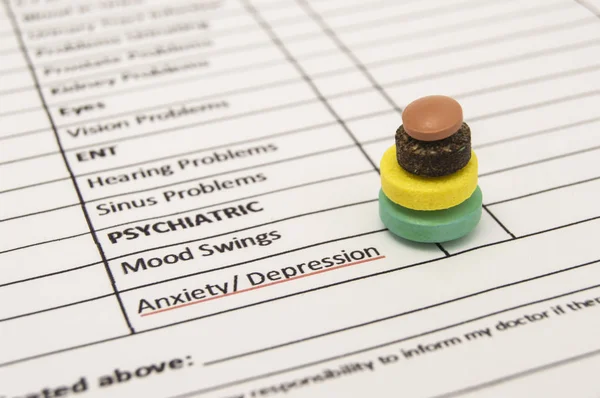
402;95;463;141
395;122;472;177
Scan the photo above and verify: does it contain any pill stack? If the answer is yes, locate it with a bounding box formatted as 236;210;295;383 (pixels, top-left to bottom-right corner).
378;95;482;243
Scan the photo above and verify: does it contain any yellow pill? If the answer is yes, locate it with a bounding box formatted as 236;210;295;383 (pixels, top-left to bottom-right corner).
380;145;478;211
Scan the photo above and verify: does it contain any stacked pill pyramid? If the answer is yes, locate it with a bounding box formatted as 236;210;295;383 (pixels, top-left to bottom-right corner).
378;95;482;243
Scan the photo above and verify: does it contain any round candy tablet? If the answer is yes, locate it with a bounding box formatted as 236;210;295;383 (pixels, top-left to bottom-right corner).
379;186;482;243
380;145;478;211
395;122;471;177
402;95;463;141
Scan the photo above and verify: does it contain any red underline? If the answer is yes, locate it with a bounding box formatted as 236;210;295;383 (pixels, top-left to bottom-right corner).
140;255;386;317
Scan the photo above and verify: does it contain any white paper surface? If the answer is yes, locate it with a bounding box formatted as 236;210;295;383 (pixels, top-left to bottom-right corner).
1;0;600;397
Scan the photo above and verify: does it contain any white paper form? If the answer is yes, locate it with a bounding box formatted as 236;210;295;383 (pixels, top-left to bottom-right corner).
1;0;600;396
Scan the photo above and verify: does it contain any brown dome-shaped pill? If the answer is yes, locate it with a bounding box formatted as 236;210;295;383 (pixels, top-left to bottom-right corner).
402;95;463;141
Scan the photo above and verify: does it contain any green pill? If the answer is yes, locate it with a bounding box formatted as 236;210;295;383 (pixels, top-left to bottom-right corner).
379;186;482;243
